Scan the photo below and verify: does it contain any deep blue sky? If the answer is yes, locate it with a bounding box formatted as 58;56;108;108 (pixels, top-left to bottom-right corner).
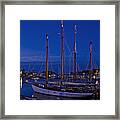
20;20;100;70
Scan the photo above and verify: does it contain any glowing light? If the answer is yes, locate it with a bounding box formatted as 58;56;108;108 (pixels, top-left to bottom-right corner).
93;75;96;79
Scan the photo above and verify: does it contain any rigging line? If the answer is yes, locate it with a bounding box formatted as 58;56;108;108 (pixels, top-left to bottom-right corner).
92;49;98;56
89;47;99;69
93;59;99;69
86;64;88;70
67;59;71;74
39;61;44;73
56;60;60;73
50;59;53;72
22;64;26;70
38;62;43;73
64;39;72;54
49;44;54;72
39;35;44;71
38;53;43;73
31;63;35;72
76;61;80;72
57;63;60;74
28;63;31;72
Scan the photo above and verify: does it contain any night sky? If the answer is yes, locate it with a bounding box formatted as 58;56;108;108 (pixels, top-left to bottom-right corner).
20;20;100;70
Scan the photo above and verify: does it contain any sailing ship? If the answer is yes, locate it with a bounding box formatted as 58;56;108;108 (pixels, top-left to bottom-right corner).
31;20;98;98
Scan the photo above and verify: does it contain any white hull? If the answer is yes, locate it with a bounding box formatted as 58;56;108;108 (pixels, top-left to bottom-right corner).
32;84;93;98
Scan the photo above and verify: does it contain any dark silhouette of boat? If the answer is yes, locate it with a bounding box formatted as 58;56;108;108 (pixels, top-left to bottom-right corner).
32;84;93;98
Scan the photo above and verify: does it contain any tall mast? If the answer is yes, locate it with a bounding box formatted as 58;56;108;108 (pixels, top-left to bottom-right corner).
46;33;48;80
61;20;64;79
89;41;92;70
73;25;77;79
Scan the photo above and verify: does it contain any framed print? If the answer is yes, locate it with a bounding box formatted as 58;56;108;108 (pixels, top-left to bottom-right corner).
0;0;119;119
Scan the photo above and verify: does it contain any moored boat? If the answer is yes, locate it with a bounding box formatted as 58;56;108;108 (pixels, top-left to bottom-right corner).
31;20;98;99
32;84;93;98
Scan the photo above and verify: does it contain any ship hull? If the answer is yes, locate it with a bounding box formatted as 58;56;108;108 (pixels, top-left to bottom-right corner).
32;84;93;98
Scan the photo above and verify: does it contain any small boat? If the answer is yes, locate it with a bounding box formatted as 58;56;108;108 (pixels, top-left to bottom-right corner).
32;84;93;98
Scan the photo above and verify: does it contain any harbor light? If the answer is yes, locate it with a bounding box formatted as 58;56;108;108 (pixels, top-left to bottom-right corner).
26;80;28;83
93;75;96;79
